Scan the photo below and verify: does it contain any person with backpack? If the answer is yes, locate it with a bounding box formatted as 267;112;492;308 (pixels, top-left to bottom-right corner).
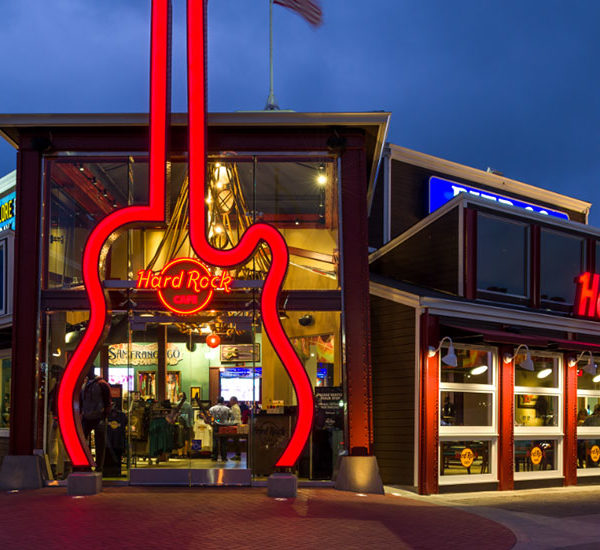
80;369;112;473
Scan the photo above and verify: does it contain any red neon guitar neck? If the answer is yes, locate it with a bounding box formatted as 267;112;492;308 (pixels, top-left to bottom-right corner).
58;0;314;469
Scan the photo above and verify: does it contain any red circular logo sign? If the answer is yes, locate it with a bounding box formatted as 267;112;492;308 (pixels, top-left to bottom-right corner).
136;257;233;315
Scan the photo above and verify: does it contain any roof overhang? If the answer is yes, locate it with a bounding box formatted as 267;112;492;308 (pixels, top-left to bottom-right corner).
386;143;591;220
0;111;390;197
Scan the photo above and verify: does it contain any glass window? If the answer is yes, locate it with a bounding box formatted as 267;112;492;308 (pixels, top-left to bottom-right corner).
577;356;600;475
540;229;585;304
42;154;343;483
577;371;600;392
440;440;491;476
514;439;558;472
577;438;600;470
438;344;497;483
441;391;493;426
441;348;493;385
514;354;559;389
477;213;529;297
514;351;562;478
514;394;558;427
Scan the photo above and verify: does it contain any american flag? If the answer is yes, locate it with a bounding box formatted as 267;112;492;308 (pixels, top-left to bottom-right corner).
274;0;323;27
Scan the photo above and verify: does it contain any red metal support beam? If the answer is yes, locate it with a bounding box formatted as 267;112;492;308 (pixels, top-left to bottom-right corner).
418;312;439;495
498;345;514;490
9;145;44;455
563;352;577;486
340;144;374;456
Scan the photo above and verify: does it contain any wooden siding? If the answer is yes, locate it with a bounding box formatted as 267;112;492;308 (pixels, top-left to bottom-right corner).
371;296;415;485
371;209;460;295
368;166;385;249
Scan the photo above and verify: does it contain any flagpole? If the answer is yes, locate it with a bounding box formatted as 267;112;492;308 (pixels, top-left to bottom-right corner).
265;0;279;110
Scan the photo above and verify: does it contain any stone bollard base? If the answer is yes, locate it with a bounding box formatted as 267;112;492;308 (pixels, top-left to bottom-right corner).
0;455;44;491
334;455;384;494
267;472;297;498
67;472;102;496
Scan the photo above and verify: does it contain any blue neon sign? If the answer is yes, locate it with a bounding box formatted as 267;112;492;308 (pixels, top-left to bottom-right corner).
0;192;16;231
428;176;569;220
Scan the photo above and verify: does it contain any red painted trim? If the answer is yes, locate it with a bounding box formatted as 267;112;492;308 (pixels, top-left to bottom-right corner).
498;346;514;491
186;0;312;467
564;353;578;486
341;147;374;455
58;0;170;467
418;312;439;495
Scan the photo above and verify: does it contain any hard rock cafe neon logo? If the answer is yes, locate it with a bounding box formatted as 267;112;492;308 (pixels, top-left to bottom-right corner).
136;258;233;315
574;272;600;320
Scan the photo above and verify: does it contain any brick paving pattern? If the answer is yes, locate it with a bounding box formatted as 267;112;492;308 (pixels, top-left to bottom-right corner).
0;486;516;549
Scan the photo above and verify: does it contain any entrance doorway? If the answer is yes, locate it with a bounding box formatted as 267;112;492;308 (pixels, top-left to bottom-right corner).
116;312;258;485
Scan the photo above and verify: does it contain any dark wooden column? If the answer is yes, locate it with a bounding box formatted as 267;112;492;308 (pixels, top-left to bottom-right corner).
9;144;44;455
563;353;578;486
418;312;439;495
498;345;515;490
100;346;109;381
463;207;477;300
530;225;541;309
340;143;373;456
156;325;167;402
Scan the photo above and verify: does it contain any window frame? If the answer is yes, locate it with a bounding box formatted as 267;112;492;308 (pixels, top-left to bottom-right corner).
513;350;564;480
576;356;600;476
438;343;498;485
476;212;531;301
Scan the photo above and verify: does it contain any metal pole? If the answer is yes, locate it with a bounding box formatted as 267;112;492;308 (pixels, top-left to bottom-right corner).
265;0;279;110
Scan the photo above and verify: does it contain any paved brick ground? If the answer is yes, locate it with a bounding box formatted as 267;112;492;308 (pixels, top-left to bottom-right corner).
0;487;516;549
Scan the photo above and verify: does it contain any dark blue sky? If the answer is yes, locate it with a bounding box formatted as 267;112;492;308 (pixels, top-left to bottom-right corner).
1;1;599;222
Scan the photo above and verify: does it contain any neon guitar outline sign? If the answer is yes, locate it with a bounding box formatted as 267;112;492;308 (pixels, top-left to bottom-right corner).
58;0;314;469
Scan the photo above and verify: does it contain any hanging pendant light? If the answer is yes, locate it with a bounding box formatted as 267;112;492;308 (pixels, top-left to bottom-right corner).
206;332;221;348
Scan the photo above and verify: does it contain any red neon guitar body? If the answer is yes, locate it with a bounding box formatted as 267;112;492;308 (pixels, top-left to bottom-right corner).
57;0;314;469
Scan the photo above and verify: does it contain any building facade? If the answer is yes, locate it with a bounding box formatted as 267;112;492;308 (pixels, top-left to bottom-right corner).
0;112;388;485
369;144;600;494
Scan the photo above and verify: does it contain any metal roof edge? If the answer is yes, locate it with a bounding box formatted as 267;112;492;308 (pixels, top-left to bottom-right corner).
0;111;391;128
385;143;591;216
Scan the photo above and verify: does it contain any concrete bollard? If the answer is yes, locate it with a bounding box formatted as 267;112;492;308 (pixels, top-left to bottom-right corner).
67;472;102;496
267;472;297;498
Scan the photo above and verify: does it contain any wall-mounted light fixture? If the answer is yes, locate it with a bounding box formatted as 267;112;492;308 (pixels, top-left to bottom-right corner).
428;336;457;367
504;344;534;371
568;350;597;375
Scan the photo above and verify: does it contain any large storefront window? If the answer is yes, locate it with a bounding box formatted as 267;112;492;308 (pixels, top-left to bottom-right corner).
576;358;600;475
514;351;563;478
477;213;529;298
540;229;585;305
41;154;344;483
439;345;497;483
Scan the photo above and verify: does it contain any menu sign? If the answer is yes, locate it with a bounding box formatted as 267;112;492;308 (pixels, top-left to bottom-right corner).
314;387;344;430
